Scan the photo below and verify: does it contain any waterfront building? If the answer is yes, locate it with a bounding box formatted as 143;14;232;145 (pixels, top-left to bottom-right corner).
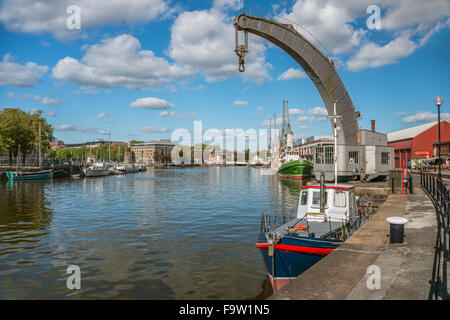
295;138;334;161
387;120;450;168
50;140;65;149
131;139;175;165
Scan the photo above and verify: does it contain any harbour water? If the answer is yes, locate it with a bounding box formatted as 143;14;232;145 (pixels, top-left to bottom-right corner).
0;167;308;299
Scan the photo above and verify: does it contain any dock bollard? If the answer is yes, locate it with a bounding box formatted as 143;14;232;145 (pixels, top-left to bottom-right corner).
386;216;408;244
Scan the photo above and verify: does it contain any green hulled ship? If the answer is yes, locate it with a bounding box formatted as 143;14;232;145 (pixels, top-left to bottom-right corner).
278;158;313;179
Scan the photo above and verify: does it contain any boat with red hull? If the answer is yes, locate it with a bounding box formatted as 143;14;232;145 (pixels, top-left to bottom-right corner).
256;183;365;292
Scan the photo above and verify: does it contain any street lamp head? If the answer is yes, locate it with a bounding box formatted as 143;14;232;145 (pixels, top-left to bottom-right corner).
433;96;444;107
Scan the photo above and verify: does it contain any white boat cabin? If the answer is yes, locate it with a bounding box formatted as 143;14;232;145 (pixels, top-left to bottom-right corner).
281;149;300;162
297;185;358;223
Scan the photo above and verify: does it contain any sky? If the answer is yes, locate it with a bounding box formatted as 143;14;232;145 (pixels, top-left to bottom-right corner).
0;0;449;147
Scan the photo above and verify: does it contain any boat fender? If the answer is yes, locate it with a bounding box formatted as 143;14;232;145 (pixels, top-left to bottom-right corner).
293;225;307;231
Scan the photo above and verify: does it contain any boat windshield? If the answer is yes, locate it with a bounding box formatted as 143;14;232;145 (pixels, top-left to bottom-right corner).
334;191;347;207
300;191;307;205
312;191;327;207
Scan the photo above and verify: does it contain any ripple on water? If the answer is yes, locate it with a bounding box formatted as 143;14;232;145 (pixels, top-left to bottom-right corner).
0;167;305;299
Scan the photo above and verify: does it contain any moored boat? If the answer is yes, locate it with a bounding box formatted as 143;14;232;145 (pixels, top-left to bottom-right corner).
256;183;365;292
6;169;53;180
83;162;110;177
117;164;139;173
278;149;313;179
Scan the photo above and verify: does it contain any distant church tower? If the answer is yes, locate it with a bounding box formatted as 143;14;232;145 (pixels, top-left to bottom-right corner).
285;100;294;149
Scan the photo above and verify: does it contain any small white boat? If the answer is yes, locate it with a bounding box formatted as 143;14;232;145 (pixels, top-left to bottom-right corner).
117;164;139;173
83;162;110;177
257;182;364;292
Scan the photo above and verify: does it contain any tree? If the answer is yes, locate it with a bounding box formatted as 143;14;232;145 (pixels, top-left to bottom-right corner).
0;108;36;164
29;110;54;156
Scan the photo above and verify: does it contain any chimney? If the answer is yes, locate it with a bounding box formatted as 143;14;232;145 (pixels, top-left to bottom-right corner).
371;120;375;132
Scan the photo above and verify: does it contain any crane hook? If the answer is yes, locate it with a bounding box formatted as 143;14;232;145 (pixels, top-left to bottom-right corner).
235;29;248;73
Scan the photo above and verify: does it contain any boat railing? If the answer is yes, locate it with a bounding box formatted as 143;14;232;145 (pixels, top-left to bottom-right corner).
420;171;449;300
260;212;294;235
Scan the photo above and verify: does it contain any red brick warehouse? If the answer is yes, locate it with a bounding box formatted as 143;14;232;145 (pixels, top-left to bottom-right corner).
387;120;450;168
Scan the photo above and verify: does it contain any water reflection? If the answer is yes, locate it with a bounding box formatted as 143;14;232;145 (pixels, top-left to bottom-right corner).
0;168;311;299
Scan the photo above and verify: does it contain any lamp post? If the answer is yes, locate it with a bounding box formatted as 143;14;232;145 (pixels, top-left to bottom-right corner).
433;96;444;180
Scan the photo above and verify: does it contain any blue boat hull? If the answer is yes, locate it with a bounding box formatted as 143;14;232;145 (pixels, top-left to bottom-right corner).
6;171;53;180
256;234;342;291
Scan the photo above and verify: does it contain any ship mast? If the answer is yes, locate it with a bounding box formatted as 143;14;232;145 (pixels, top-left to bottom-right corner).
38;121;42;169
269;117;272;154
108;130;111;164
281;100;286;149
285;100;294;149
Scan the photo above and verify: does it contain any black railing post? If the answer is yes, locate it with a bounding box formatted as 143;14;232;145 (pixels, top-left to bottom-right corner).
392;176;395;194
409;174;413;194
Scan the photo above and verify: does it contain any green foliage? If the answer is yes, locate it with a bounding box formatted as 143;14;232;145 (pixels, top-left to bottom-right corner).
49;143;127;162
0;108;54;163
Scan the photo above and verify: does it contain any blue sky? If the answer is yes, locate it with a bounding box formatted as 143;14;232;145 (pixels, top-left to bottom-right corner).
0;0;449;146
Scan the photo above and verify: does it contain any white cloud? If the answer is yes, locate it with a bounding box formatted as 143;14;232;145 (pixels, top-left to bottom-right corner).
289;108;304;115
41;97;60;106
130;97;175;110
168;3;270;82
295;107;329;123
260;107;308;126
381;0;450;32
261;117;284;127
139;126;169;133
234;100;248;106
97;112;110;119
277;68;307;80
256;107;264;111
280;0;449;71
169;111;198;119
347;30;418;71
402;111;450;124
281;0;367;54
0;0;170;40
55;124;108;135
0;54;48;88
52;34;189;89
46;112;56;117
5;91;60;105
159;110;197;119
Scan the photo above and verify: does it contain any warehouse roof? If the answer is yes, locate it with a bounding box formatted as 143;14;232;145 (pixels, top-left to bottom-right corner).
387;121;439;142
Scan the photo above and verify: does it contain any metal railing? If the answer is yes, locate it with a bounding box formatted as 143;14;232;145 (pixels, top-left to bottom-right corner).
420;172;449;300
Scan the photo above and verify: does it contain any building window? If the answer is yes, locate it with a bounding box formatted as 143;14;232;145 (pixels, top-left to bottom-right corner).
349;151;358;164
381;152;390;164
325;146;334;164
316;147;324;164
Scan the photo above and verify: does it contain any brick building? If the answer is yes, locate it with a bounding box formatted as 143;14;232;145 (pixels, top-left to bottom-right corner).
387;120;450;168
131;139;174;164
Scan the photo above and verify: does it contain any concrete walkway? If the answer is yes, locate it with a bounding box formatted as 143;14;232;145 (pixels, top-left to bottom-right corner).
270;187;440;300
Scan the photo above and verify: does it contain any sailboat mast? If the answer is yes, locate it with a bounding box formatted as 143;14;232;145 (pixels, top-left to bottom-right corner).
269;118;272;153
17;144;20;170
38;121;42;168
333;101;338;185
108;130;111;164
281;100;286;146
